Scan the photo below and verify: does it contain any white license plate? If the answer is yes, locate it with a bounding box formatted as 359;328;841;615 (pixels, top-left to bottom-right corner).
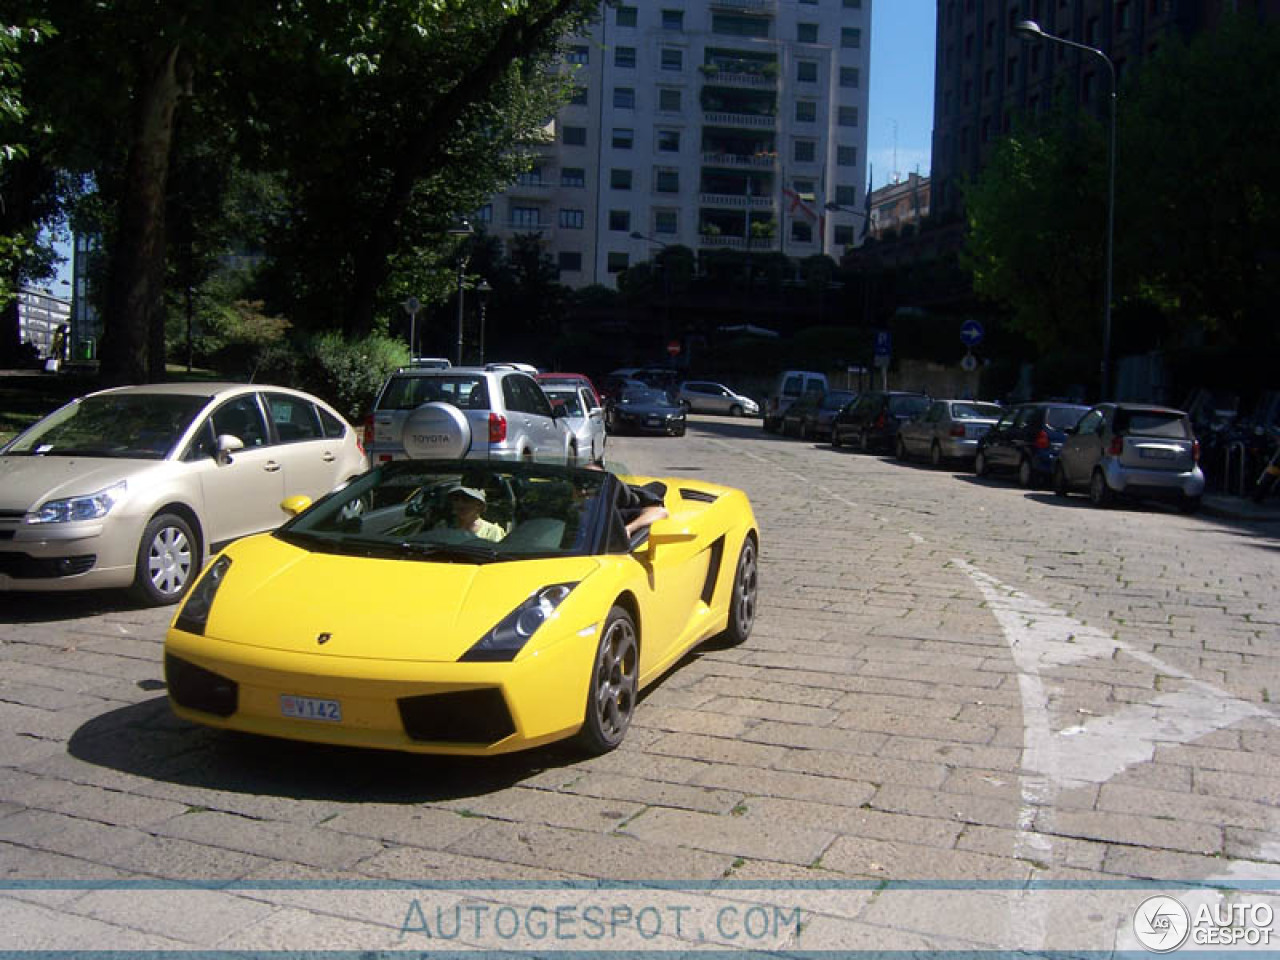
1139;447;1176;460
280;695;342;722
646;417;661;425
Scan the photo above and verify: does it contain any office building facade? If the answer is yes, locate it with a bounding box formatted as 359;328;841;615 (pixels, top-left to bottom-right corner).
483;0;872;287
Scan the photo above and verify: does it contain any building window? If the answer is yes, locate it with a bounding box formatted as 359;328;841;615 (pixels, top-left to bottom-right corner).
661;9;684;29
655;209;678;234
657;129;681;152
797;22;818;43
712;14;770;38
794;100;816;123
612;127;634;149
614;87;635;109
834;225;854;245
983;68;993;95
839;67;860;88
607;252;629;273
797;60;818;83
792;179;815;201
841;27;861;48
511;206;541;228
615;46;636;68
566;45;589;65
562;125;586;146
834;185;857;206
660;48;683;71
843;0;862;6
474;203;493;224
561;167;586;187
515;166;545;186
616;5;637;27
610;168;633;190
791;221;813;243
559;208;585;229
558;251;582;272
836;145;857;166
569;85;588;106
658;88;681;112
1117;0;1132;29
793;140;815;163
838;106;859;127
1086;16;1099;44
609;209;631;232
655;168;680;193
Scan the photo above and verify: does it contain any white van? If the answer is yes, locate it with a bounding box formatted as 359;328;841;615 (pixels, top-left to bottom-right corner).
763;370;828;433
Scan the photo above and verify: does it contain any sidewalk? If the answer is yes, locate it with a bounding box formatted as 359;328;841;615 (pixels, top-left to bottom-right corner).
1202;491;1280;524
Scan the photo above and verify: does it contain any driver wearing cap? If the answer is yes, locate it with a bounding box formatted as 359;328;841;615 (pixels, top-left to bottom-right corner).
441;484;505;542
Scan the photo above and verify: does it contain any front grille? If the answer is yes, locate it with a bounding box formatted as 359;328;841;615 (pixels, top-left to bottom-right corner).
165;654;239;717
398;688;515;744
0;552;96;579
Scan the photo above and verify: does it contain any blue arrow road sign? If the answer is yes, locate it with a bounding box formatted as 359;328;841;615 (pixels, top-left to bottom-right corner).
960;319;985;347
873;330;892;358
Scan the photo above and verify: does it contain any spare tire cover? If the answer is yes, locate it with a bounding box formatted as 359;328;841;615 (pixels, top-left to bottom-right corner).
402;402;472;459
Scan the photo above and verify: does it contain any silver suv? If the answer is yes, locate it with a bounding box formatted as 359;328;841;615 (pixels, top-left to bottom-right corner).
365;365;572;468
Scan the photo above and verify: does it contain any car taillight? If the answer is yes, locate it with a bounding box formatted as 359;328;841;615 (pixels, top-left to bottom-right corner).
875;412;886;429
362;415;374;452
1034;429;1050;450
1108;435;1124;456
1192;439;1200;462
949;424;965;437
489;413;507;444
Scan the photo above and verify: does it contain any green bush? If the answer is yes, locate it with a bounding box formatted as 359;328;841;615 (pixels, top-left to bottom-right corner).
297;331;409;423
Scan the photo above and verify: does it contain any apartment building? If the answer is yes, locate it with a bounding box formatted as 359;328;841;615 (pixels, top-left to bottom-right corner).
932;0;1280;218
482;0;872;287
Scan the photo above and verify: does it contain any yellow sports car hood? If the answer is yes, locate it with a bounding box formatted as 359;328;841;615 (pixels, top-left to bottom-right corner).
199;534;605;663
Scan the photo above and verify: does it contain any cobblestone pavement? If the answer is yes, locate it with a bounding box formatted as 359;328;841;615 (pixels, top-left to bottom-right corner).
2;414;1280;950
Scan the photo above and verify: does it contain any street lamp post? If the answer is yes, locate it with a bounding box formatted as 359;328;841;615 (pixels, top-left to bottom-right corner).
1013;19;1116;399
475;280;492;366
448;220;475;366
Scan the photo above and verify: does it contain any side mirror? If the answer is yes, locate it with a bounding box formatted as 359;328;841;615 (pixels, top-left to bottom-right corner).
281;494;312;517
646;518;697;545
215;434;245;464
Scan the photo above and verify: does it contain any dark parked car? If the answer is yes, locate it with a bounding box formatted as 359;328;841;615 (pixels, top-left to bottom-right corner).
606;385;687;436
1054;402;1205;512
781;390;858;441
974;401;1091;488
831;391;930;452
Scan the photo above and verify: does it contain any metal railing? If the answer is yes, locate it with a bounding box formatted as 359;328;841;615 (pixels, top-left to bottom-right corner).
703;111;776;128
699;193;776;208
702;151;777;169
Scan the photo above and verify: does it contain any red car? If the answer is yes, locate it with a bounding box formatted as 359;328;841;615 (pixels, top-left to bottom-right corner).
536;373;603;410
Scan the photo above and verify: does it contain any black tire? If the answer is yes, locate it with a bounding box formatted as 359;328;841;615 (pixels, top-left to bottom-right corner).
799;420;811;440
1089;469;1113;507
831;427;843;448
718;535;759;647
974;449;989;477
131;512;198;606
568;441;578;466
895;436;908;461
1052;462;1070;497
577;606;639;755
859;429;870;452
729;404;743;417
673;423;686;437
1017;457;1035;489
930;441;943;468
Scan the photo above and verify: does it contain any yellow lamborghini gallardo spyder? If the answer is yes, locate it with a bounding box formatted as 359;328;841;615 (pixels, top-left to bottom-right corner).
164;460;759;755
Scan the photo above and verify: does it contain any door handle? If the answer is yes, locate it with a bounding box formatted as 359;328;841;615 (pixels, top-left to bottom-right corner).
264;461;282;473
322;452;336;462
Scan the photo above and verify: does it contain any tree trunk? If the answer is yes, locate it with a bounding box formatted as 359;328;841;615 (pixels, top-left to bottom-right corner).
343;2;585;336
99;44;184;384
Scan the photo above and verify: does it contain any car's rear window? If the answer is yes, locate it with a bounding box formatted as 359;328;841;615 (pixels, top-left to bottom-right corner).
889;396;930;417
378;375;488;411
1115;409;1191;438
953;402;1002;420
1045;406;1087;430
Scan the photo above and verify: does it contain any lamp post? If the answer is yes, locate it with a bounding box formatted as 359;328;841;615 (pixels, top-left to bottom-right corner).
475;280;492;366
448;219;475;366
1013;19;1116;400
630;231;673;356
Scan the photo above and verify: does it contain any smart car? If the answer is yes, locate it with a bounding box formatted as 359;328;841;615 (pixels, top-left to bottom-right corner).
164;460;760;755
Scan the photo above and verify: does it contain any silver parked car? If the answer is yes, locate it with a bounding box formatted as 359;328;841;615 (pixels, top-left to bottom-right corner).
677;381;759;417
365;365;572;468
896;400;1003;467
0;383;366;604
542;384;607;465
1053;402;1205;512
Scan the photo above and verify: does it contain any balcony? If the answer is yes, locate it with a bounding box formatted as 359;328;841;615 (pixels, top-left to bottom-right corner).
709;0;777;12
699;67;777;89
697;234;780;251
505;178;554;197
702;151;777;170
703;111;776;129
700;193;776;209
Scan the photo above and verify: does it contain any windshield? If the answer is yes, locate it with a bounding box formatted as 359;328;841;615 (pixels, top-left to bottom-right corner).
620;388;672;405
4;393;209;459
1045;405;1088;430
277;461;617;562
952;402;1002;420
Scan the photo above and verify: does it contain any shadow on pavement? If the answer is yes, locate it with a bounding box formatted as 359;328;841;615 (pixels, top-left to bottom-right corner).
0;590;154;625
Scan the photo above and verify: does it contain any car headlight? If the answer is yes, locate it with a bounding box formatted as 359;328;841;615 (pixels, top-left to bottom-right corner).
173;555;232;635
28;481;128;524
460;582;578;662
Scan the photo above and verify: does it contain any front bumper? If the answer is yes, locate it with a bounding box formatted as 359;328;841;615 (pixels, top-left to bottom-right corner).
0;517;138;592
164;623;599;756
612;412;685;435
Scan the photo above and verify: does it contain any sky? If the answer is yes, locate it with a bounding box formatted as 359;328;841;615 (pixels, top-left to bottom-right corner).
866;0;936;191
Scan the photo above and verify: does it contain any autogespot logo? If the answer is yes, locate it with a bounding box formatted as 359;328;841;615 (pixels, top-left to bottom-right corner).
1134;896;1191;952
